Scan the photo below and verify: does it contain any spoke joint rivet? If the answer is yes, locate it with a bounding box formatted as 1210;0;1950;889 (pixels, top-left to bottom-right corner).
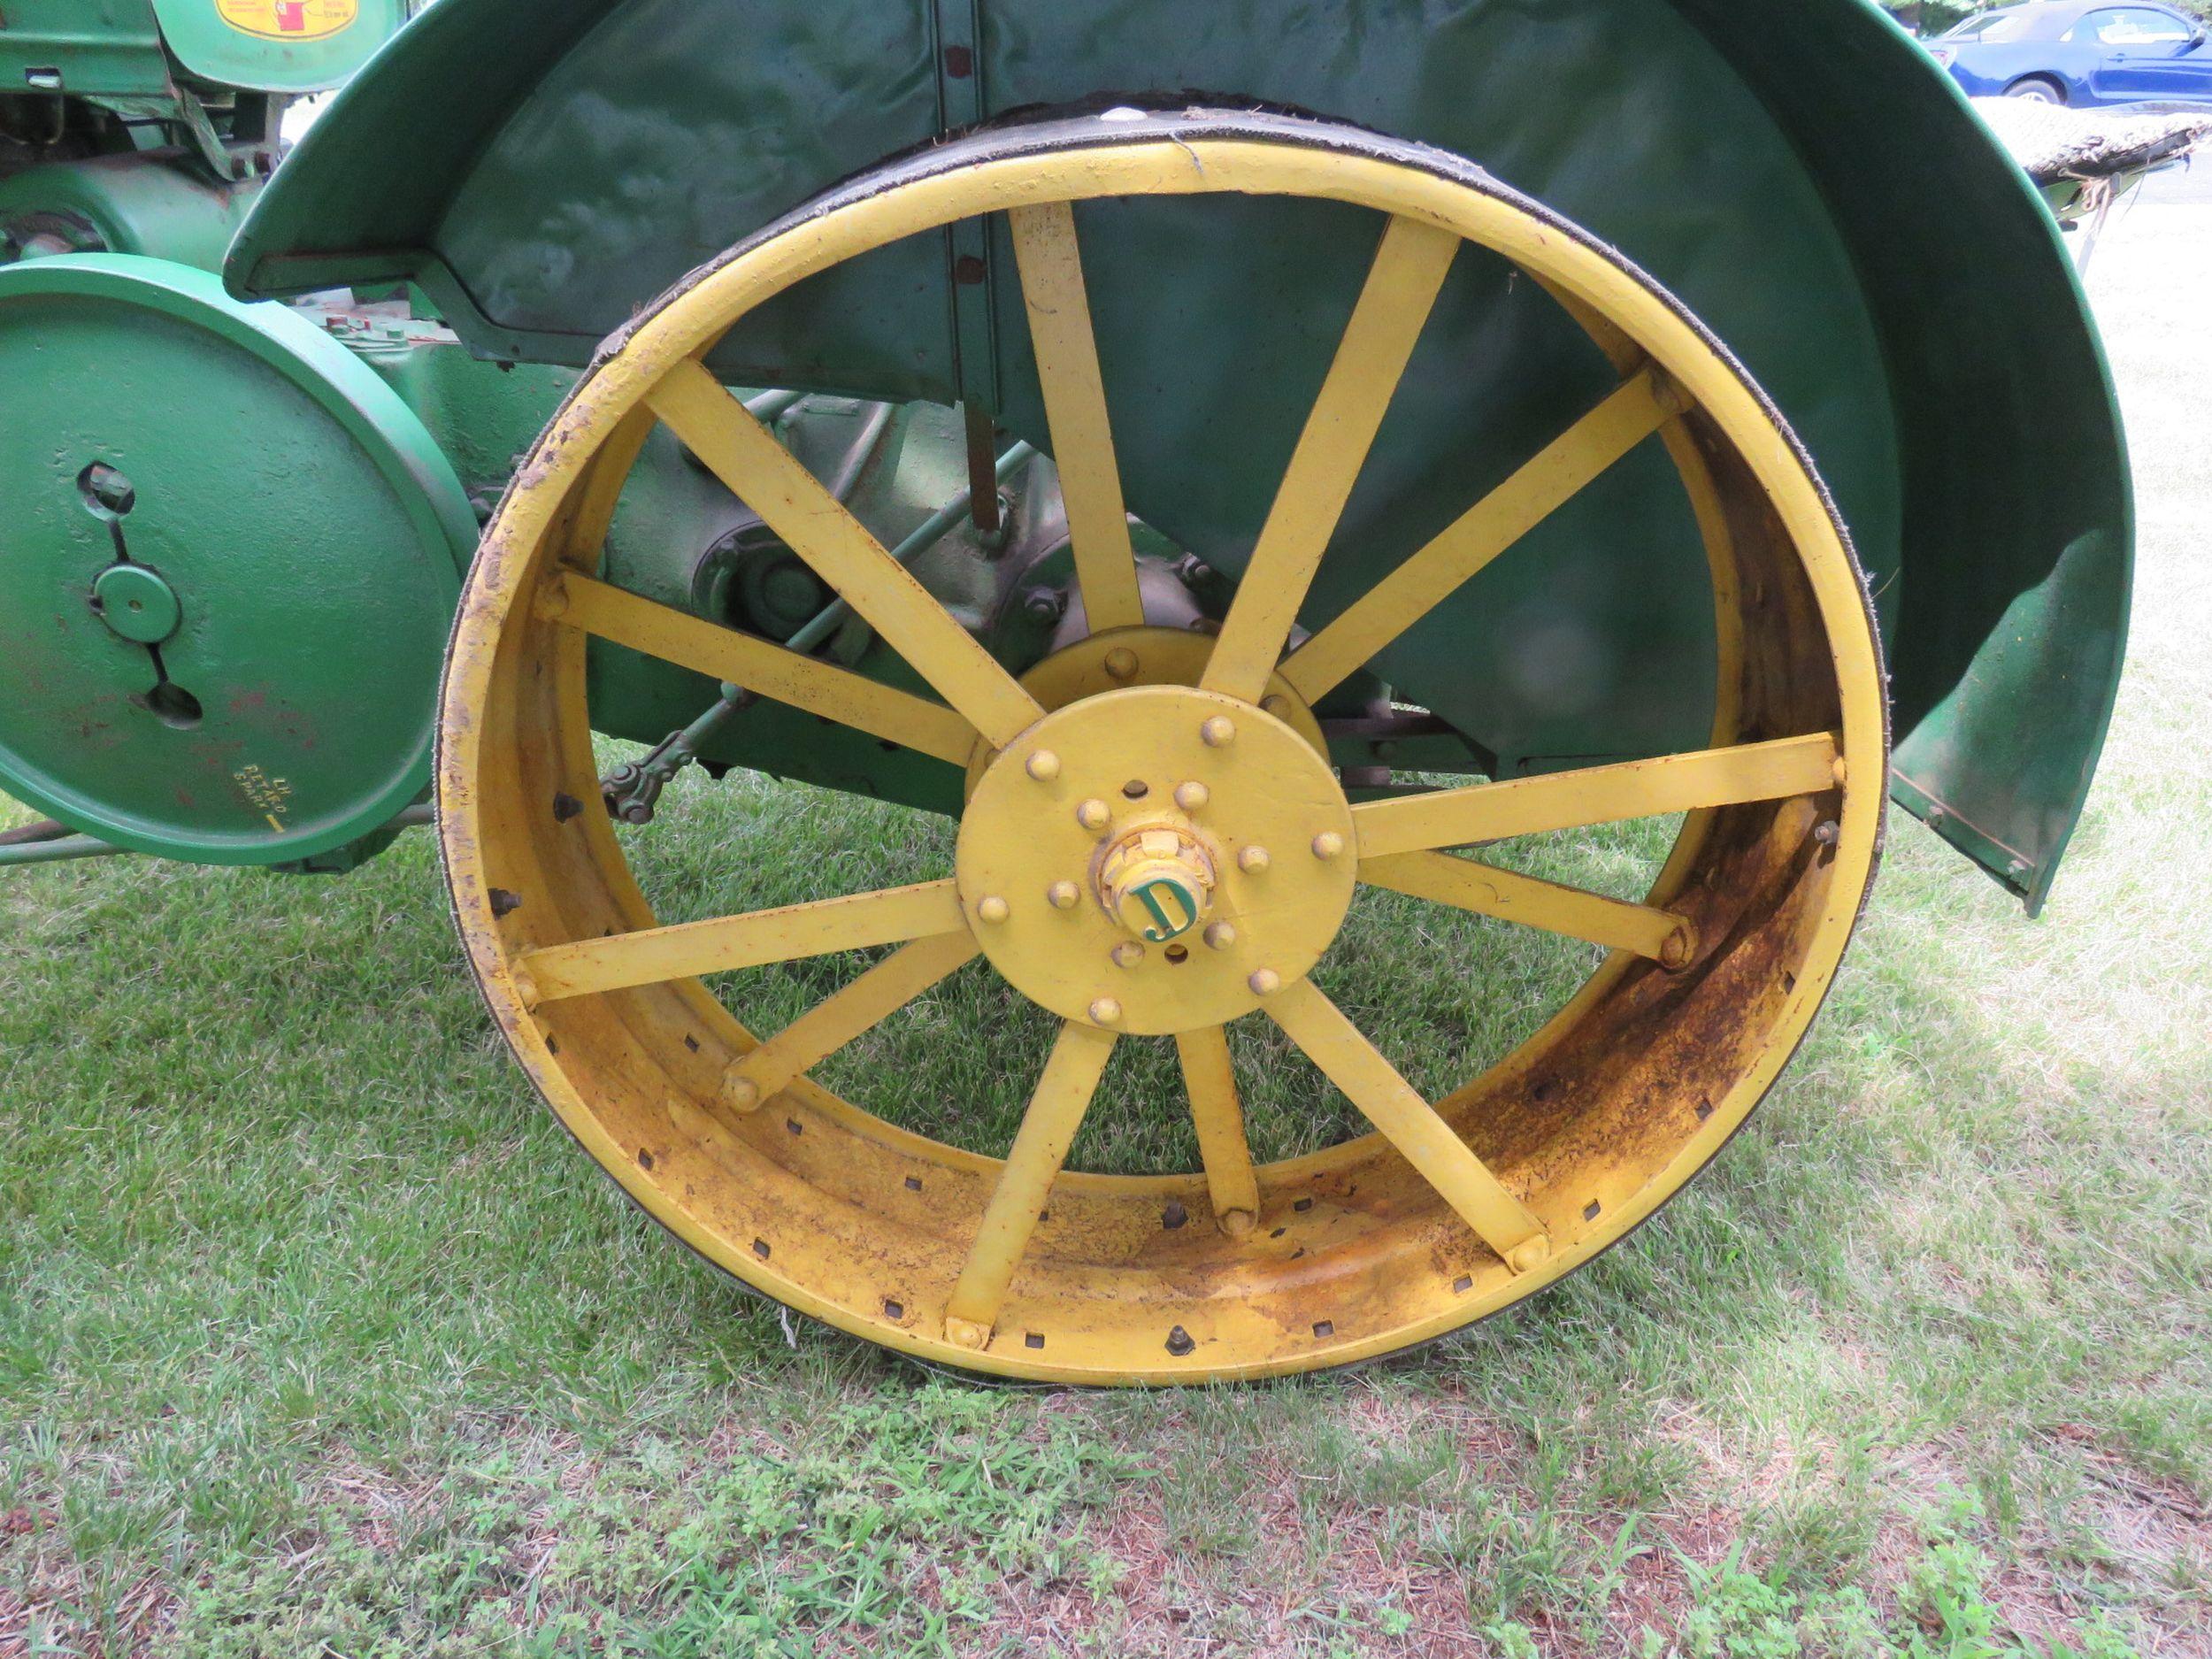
1047;879;1081;910
1103;647;1140;681
1110;941;1145;969
1076;798;1111;833
1025;749;1062;782
1311;831;1345;861
725;1072;763;1112
1248;968;1281;996
1203;921;1236;951
1200;716;1236;749
1237;845;1271;874
977;895;1010;926
1088;997;1124;1025
1174;780;1210;813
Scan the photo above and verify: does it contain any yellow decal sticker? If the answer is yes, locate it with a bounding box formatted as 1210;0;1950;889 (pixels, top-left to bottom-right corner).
215;0;360;42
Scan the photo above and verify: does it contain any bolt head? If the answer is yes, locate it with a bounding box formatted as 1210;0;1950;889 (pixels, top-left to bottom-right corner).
1110;941;1145;969
1046;879;1081;910
1237;845;1271;874
1310;831;1346;861
725;1073;762;1112
1200;716;1236;749
977;895;1010;926
1247;968;1281;997
1076;798;1111;833
1102;646;1140;681
1025;749;1062;782
1203;921;1237;951
1173;780;1210;813
1088;996;1124;1025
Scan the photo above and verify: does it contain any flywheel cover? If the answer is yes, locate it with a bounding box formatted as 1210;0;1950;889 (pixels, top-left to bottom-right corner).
0;254;478;863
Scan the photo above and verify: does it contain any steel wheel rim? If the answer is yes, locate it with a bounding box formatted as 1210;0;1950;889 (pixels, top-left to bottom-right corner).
440;113;1886;1384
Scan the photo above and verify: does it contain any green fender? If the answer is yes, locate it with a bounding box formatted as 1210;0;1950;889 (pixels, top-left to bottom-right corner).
227;0;2131;913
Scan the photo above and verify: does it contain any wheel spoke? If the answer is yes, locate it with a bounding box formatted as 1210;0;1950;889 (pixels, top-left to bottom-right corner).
1361;850;1694;964
1174;1025;1260;1235
1008;202;1145;635
1202;216;1462;703
648;360;1043;747
515;879;968;1005
1352;733;1840;860
1277;367;1678;704
942;1020;1118;1348
539;572;978;765
721;931;980;1111
1267;980;1549;1270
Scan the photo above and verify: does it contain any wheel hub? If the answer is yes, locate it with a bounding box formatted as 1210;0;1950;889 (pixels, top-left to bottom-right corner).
955;683;1356;1035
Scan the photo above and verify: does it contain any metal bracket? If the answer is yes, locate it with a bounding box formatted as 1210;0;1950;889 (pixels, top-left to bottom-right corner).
932;0;1002;528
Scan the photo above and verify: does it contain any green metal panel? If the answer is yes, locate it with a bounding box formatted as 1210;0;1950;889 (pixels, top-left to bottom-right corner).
225;0;2132;909
0;2;171;98
149;0;409;94
0;254;478;864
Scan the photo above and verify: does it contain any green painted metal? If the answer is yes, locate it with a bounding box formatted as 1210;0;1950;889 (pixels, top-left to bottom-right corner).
227;0;2133;910
0;254;477;864
91;563;183;643
0;0;405;97
0;152;264;271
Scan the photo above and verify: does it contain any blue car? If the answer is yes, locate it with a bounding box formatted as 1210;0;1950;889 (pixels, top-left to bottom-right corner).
1926;1;2212;104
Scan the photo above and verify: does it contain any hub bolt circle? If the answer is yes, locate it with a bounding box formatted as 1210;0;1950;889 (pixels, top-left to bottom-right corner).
1248;968;1282;996
1200;716;1236;748
1110;941;1145;968
1089;997;1124;1025
1046;879;1080;910
1311;831;1345;861
1174;780;1210;813
1025;750;1062;781
1203;921;1236;950
1238;845;1271;873
977;895;1010;925
1076;798;1111;833
1103;647;1140;681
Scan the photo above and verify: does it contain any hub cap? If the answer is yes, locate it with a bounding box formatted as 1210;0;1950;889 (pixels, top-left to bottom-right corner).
956;685;1356;1035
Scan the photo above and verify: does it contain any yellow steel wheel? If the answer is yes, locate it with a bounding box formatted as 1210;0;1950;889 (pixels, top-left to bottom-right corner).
440;113;1886;1385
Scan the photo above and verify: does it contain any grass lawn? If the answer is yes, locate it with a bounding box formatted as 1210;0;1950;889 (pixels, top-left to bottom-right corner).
4;205;2208;1658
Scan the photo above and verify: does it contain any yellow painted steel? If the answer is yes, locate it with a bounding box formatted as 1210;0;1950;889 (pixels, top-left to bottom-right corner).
1202;216;1459;703
1268;979;1550;1271
438;128;1888;1384
942;1020;1118;1348
541;572;978;765
1277;367;1678;703
647;360;1044;747
1351;733;1843;860
721;931;981;1112
517;879;969;1003
1176;1025;1260;1235
1359;850;1694;964
1007;202;1147;635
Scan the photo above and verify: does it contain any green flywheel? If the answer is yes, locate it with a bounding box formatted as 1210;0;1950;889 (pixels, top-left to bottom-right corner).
0;255;478;864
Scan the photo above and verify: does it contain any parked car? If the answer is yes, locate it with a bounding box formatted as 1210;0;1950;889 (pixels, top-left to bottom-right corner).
1926;1;2212;104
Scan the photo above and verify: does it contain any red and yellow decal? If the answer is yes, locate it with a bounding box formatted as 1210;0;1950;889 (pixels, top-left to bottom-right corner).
214;0;359;42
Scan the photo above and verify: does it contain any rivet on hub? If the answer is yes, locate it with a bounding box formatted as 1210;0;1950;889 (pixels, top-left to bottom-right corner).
1173;780;1210;813
1110;941;1146;969
1046;879;1081;910
1203;921;1237;951
1237;845;1271;874
1076;798;1111;833
1089;996;1124;1025
1103;646;1140;681
1025;749;1062;782
1311;830;1345;861
1248;968;1281;997
1200;716;1236;749
977;895;1010;926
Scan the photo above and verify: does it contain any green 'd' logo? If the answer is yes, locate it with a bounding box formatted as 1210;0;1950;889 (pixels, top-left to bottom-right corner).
1132;877;1200;942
